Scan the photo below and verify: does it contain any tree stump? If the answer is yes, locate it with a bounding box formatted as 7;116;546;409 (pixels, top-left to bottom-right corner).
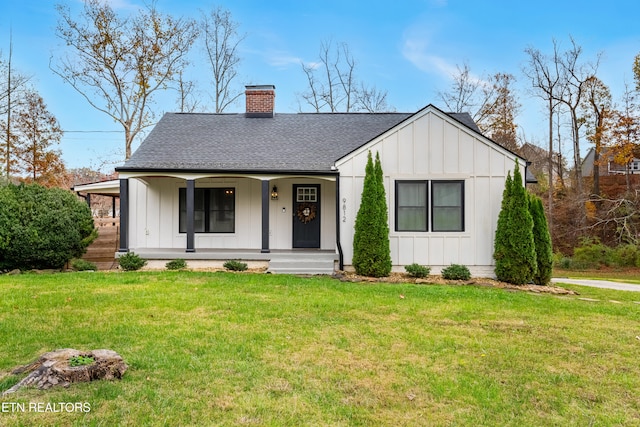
1;348;127;396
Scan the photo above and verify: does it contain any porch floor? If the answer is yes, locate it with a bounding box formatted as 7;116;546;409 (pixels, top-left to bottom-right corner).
123;248;339;275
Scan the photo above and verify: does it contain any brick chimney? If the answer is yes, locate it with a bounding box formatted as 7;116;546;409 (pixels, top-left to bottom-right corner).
245;85;275;118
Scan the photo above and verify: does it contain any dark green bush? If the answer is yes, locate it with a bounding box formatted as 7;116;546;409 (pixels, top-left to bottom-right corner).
166;258;187;270
442;264;471;281
118;252;147;271
223;260;247;271
0;183;96;271
405;263;431;278
71;259;97;271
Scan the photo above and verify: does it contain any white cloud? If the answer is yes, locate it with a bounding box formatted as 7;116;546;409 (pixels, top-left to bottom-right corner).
401;27;488;87
265;50;303;68
402;34;457;78
99;0;141;11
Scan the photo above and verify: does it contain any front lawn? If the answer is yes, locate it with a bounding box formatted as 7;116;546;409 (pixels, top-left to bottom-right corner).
0;271;638;426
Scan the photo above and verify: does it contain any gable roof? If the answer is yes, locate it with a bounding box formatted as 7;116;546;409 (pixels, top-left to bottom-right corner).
117;112;412;174
116;107;494;174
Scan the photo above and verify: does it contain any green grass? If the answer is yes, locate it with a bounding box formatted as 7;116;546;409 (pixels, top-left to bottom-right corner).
0;271;639;426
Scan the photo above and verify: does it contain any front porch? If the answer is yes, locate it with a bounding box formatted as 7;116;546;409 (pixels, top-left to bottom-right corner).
122;248;339;275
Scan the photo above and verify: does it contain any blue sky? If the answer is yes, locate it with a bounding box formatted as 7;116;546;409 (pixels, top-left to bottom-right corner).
2;0;639;172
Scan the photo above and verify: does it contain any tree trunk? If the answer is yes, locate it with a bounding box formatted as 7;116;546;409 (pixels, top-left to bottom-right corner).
2;348;127;396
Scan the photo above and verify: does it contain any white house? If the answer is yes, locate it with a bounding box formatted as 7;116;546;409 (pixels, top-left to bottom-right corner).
105;85;532;276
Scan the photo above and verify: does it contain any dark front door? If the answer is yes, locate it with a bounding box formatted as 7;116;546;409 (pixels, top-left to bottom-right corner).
292;184;321;248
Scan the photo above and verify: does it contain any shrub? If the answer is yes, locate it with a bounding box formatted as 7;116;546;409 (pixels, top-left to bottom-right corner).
442;264;471;281
554;256;574;270
0;183;96;271
405;263;431;278
610;244;640;268
71;259;97;271
118;252;147;271
166;258;187;270
572;238;612;269
352;151;391;277
223;260;247;271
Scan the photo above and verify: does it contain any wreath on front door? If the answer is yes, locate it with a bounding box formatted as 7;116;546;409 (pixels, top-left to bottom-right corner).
296;203;317;224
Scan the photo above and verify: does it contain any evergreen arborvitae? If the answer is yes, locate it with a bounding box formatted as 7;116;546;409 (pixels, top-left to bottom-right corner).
352;151;391;277
493;171;513;279
529;194;553;286
493;161;537;284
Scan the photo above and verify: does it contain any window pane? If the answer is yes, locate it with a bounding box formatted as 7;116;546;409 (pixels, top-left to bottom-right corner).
433;182;462;207
398;207;427;231
432;181;463;231
194;189;205;232
179;187;235;233
398;182;426;207
396;181;427;231
208;188;235;233
433;207;462;231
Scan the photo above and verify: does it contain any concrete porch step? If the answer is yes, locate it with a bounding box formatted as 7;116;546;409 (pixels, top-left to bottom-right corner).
268;252;337;275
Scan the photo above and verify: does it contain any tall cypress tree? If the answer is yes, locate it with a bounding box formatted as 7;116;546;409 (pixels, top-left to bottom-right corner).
353;151;391;277
493;171;513;280
494;161;537;284
529;194;553;286
373;152;392;275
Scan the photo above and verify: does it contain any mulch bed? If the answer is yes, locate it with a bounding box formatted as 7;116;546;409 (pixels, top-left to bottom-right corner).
335;271;578;295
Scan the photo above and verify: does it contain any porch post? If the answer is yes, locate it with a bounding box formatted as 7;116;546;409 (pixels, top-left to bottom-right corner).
335;174;344;270
186;179;195;253
118;178;129;252
261;180;270;253
85;193;91;208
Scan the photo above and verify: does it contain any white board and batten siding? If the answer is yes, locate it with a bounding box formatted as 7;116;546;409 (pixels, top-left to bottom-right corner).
336;107;521;277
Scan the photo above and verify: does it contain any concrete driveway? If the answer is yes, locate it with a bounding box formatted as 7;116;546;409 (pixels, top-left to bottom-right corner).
551;278;640;292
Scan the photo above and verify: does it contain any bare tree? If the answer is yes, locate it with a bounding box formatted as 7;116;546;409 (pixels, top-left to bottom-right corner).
555;37;601;194
200;6;245;113
174;70;201;113
356;83;393;113
52;0;198;159
581;76;612;196
299;40;391;113
437;62;485;117
437;65;520;148
524;40;564;233
1;32;32;179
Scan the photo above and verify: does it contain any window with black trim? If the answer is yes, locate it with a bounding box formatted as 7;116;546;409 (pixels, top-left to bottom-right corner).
395;181;428;231
431;181;464;232
179;188;235;233
395;180;464;232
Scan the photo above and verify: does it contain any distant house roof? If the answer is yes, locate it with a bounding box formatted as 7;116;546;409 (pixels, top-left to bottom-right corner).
116;107;489;174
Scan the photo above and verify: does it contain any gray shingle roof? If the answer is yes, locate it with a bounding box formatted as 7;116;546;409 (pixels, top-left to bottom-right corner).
118;108;491;173
119;112;413;173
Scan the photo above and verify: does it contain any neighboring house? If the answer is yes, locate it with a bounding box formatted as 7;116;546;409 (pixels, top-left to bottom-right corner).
81;85;532;277
582;147;640;177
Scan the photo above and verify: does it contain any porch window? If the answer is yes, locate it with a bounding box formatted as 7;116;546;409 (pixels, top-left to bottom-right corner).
395;180;464;232
179;188;235;233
